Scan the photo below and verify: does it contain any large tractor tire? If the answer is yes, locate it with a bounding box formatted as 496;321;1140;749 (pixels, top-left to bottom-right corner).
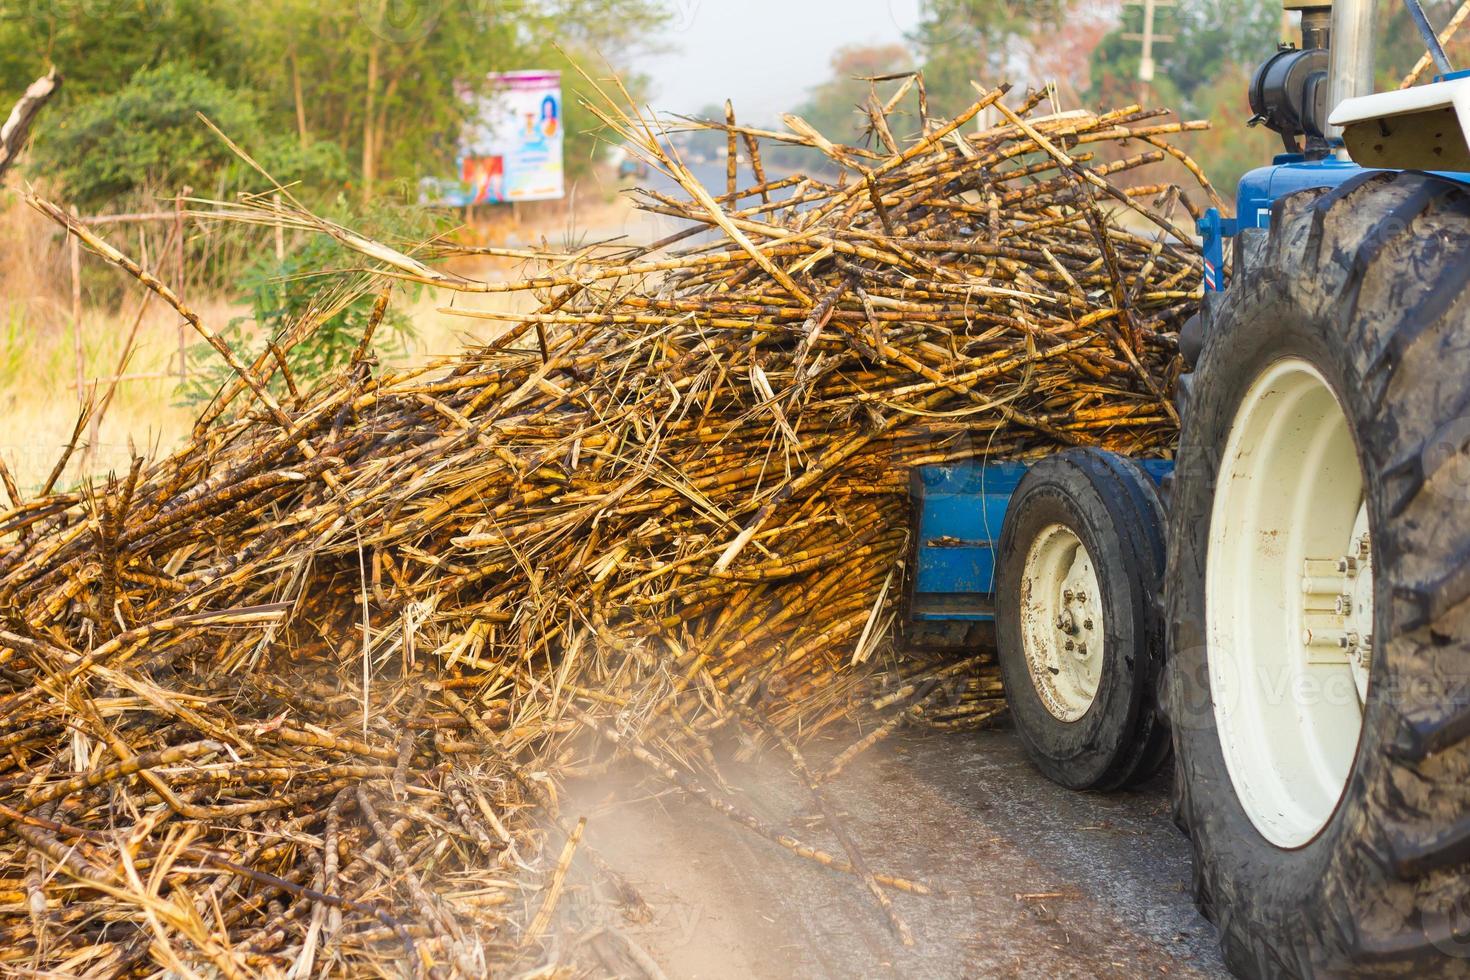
1167;170;1470;977
995;449;1170;791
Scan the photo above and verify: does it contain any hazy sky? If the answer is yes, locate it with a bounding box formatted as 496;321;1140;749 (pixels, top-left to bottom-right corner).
642;0;923;124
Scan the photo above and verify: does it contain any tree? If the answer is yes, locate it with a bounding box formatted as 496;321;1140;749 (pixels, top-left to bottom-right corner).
1162;0;1281;102
221;0;667;197
1086;0;1282;207
1373;0;1470;87
792;45;915;147
909;0;1080;114
1029;6;1120;100
0;1;237;106
0;0;670;206
30;64;345;213
1087;0;1279;110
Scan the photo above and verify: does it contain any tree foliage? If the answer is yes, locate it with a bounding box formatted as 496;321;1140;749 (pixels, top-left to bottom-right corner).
1067;0;1280;116
909;0;1078;114
1373;0;1470;86
0;1;238;106
0;0;668;210
791;45;914;146
31;64;347;213
885;0;1296;207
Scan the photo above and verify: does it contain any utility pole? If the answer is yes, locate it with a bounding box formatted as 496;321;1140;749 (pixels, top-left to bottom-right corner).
1122;0;1176;103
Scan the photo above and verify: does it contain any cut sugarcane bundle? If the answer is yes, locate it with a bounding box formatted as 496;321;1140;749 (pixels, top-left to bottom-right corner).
0;77;1209;974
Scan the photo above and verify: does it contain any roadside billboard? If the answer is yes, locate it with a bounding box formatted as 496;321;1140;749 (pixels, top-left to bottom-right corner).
427;70;565;206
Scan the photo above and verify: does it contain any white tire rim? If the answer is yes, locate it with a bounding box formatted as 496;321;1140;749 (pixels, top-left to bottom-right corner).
1020;523;1105;722
1207;358;1372;848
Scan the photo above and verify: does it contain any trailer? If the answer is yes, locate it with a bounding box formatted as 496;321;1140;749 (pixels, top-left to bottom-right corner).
907;2;1470;974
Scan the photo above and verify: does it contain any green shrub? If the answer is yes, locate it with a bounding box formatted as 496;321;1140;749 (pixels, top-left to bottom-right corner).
31;64;348;213
175;201;437;409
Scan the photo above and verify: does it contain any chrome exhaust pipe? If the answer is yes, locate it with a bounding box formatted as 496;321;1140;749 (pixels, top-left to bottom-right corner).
1327;0;1379;143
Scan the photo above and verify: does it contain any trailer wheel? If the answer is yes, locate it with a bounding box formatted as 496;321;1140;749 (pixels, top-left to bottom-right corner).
1167;171;1470;976
996;449;1170;791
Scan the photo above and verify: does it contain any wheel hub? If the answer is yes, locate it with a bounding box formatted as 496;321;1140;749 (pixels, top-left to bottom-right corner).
1020;524;1104;722
1300;506;1373;704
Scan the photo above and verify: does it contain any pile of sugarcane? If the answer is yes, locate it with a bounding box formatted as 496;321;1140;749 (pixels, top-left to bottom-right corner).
0;78;1213;975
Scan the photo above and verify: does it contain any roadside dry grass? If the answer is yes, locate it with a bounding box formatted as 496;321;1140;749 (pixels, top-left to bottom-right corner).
0;287;539;493
1;296;219;494
0;180;646;493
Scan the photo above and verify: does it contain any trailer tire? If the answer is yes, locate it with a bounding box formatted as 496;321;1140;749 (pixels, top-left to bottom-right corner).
1167;170;1470;977
996;449;1170;791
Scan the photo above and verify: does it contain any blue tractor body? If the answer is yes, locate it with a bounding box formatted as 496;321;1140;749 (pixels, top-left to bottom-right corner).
1199;155;1367;290
1201;155;1470;291
1234;155;1367;228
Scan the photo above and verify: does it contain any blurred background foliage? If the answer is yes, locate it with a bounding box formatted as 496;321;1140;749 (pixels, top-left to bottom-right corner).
5;0;1466;225
787;0;1470;202
174;198;433;407
0;0;669;347
0;0;667;213
0;0;669;413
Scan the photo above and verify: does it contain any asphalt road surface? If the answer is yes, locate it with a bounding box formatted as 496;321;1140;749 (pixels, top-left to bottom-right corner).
564;727;1230;979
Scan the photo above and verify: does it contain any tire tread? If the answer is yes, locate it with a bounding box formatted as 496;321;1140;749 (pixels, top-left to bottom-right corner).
1169;169;1470;977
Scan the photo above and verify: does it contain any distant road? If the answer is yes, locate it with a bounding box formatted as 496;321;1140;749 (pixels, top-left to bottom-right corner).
638;154;807;201
613;154;814;248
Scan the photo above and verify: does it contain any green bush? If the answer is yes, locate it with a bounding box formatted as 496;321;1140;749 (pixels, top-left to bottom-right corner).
175;201;436;409
2;1;669;205
31;64;348;213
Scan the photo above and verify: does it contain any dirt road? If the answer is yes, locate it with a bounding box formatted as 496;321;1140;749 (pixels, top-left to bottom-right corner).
564;728;1228;979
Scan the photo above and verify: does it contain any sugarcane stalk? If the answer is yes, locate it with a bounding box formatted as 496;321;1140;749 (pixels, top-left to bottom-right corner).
0;74;1208;975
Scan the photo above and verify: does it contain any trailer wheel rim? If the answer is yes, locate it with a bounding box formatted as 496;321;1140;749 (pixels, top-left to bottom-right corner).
1020;523;1104;722
1207;357;1371;849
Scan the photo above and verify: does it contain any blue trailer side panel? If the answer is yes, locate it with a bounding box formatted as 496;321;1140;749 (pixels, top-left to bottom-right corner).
909;461;1027;622
909;459;1174;623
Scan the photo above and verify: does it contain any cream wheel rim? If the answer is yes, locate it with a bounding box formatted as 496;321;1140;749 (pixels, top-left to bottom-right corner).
1206;358;1371;849
1020;523;1104;722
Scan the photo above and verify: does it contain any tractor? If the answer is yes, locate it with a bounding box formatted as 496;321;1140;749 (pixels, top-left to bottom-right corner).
905;1;1470;974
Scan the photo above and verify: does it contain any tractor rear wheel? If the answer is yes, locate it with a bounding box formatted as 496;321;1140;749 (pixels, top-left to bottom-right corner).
1167;170;1470;976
